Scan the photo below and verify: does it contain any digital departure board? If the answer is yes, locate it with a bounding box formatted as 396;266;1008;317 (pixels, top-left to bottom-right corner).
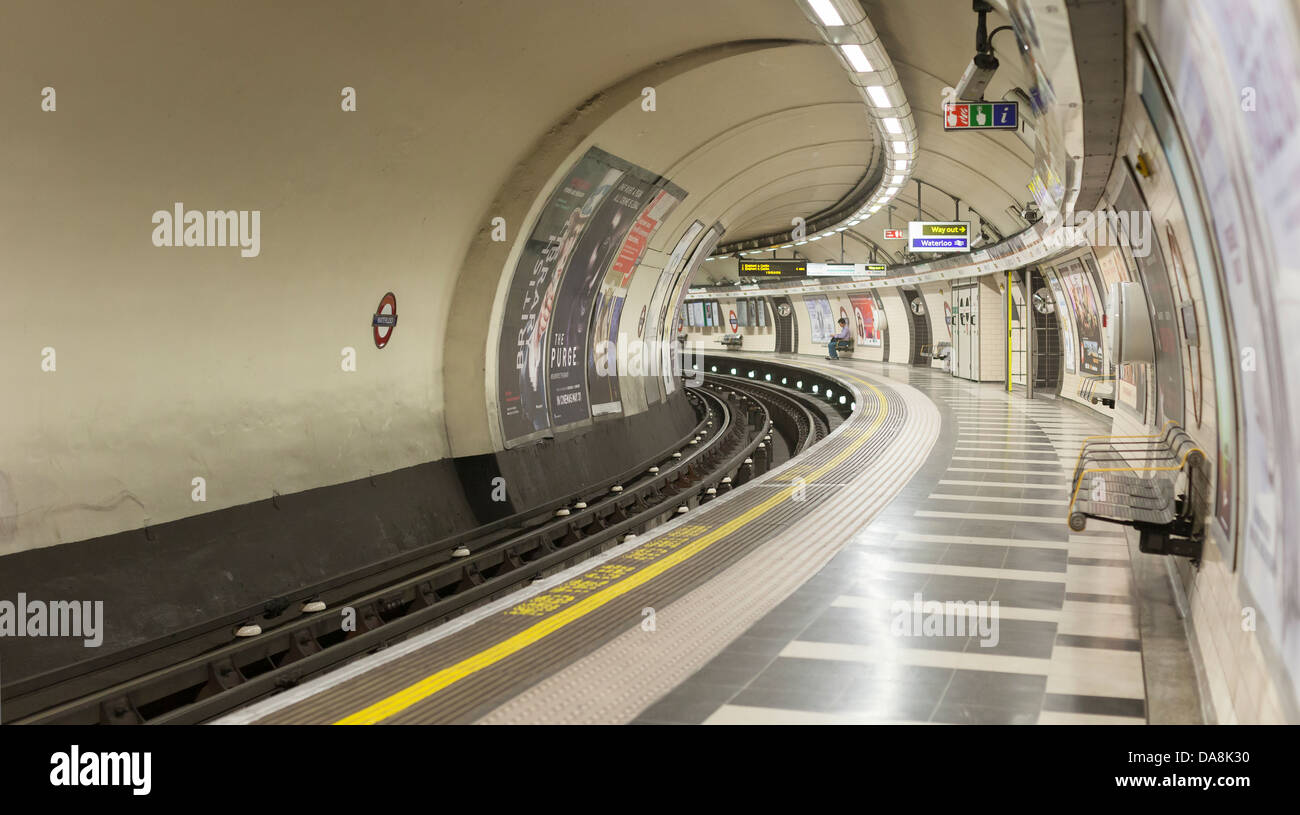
737;259;807;278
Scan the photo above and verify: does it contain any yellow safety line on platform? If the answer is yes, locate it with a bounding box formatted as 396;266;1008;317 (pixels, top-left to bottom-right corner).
334;366;889;725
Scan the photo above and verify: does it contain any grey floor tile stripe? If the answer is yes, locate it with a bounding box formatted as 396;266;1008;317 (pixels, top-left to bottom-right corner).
1055;633;1142;652
1043;692;1146;719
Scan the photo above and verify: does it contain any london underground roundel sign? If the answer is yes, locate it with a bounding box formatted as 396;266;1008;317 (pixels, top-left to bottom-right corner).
729;310;739;332
372;292;398;349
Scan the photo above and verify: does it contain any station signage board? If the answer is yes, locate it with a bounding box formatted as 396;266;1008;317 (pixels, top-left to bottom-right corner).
943;101;1019;131
738;259;807;278
806;262;890;277
908;221;971;253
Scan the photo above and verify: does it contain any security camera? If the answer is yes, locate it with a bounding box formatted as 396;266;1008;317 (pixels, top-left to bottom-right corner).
1021;202;1041;224
954;52;999;102
956;0;1000;101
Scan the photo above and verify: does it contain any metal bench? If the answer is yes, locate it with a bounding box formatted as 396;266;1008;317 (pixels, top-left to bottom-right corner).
833;338;854;356
1066;421;1205;561
1078;374;1116;408
720;334;743;349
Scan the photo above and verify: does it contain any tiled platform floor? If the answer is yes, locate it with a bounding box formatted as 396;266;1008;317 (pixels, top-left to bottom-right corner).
635;362;1155;725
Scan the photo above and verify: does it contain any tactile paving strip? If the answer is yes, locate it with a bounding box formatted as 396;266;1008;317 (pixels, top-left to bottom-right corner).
477;364;940;724
234;357;926;724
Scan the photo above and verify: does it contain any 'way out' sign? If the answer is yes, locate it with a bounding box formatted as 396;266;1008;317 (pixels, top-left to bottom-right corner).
908;221;970;253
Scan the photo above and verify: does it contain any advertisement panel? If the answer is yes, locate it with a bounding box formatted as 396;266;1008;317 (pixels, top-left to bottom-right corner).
546;166;660;429
662;225;723;395
848;293;883;347
588;186;684;416
1059;257;1105;375
806;295;833;343
497;147;626;444
644;220;703;404
1045;270;1076;373
1114;169;1185;425
1150;0;1300;696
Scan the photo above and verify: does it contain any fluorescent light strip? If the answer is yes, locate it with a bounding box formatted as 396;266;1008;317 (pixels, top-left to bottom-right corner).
809;0;844;26
866;85;891;107
882;117;902;134
840;43;873;72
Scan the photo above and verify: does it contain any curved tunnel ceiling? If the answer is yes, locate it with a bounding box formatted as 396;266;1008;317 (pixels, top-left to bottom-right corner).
0;0;1070;554
701;0;1039;261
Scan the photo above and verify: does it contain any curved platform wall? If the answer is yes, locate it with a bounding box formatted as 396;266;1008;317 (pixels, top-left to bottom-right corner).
0;2;871;558
1111;0;1300;722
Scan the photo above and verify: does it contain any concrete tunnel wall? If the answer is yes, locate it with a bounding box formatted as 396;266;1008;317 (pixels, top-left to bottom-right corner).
0;1;871;557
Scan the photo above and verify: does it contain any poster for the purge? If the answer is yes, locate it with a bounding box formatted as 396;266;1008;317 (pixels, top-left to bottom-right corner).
546;166;661;429
496;148;625;444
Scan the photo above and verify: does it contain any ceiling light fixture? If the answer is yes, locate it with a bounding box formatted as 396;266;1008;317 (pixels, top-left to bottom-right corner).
840;43;873;72
808;0;844;26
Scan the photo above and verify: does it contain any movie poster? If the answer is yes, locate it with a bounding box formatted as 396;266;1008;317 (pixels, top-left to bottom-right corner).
546;165;661;429
588;186;684;416
848;293;883;346
497;147;627;444
1059;258;1104;375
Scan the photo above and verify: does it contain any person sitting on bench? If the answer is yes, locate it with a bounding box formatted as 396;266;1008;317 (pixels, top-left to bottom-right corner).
827;318;850;360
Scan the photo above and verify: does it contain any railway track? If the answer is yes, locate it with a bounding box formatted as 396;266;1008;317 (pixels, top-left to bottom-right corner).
8;367;850;725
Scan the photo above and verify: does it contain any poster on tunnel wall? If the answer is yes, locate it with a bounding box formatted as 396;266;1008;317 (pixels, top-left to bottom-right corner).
1095;244;1146;413
662;225;723;396
805;295;833;344
1154;0;1300;699
1045;270;1076;374
1113;167;1184;426
588;185;685;416
546;163;662;429
1058;258;1104;376
848;293;883;347
496;147;629;445
644;220;704;403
